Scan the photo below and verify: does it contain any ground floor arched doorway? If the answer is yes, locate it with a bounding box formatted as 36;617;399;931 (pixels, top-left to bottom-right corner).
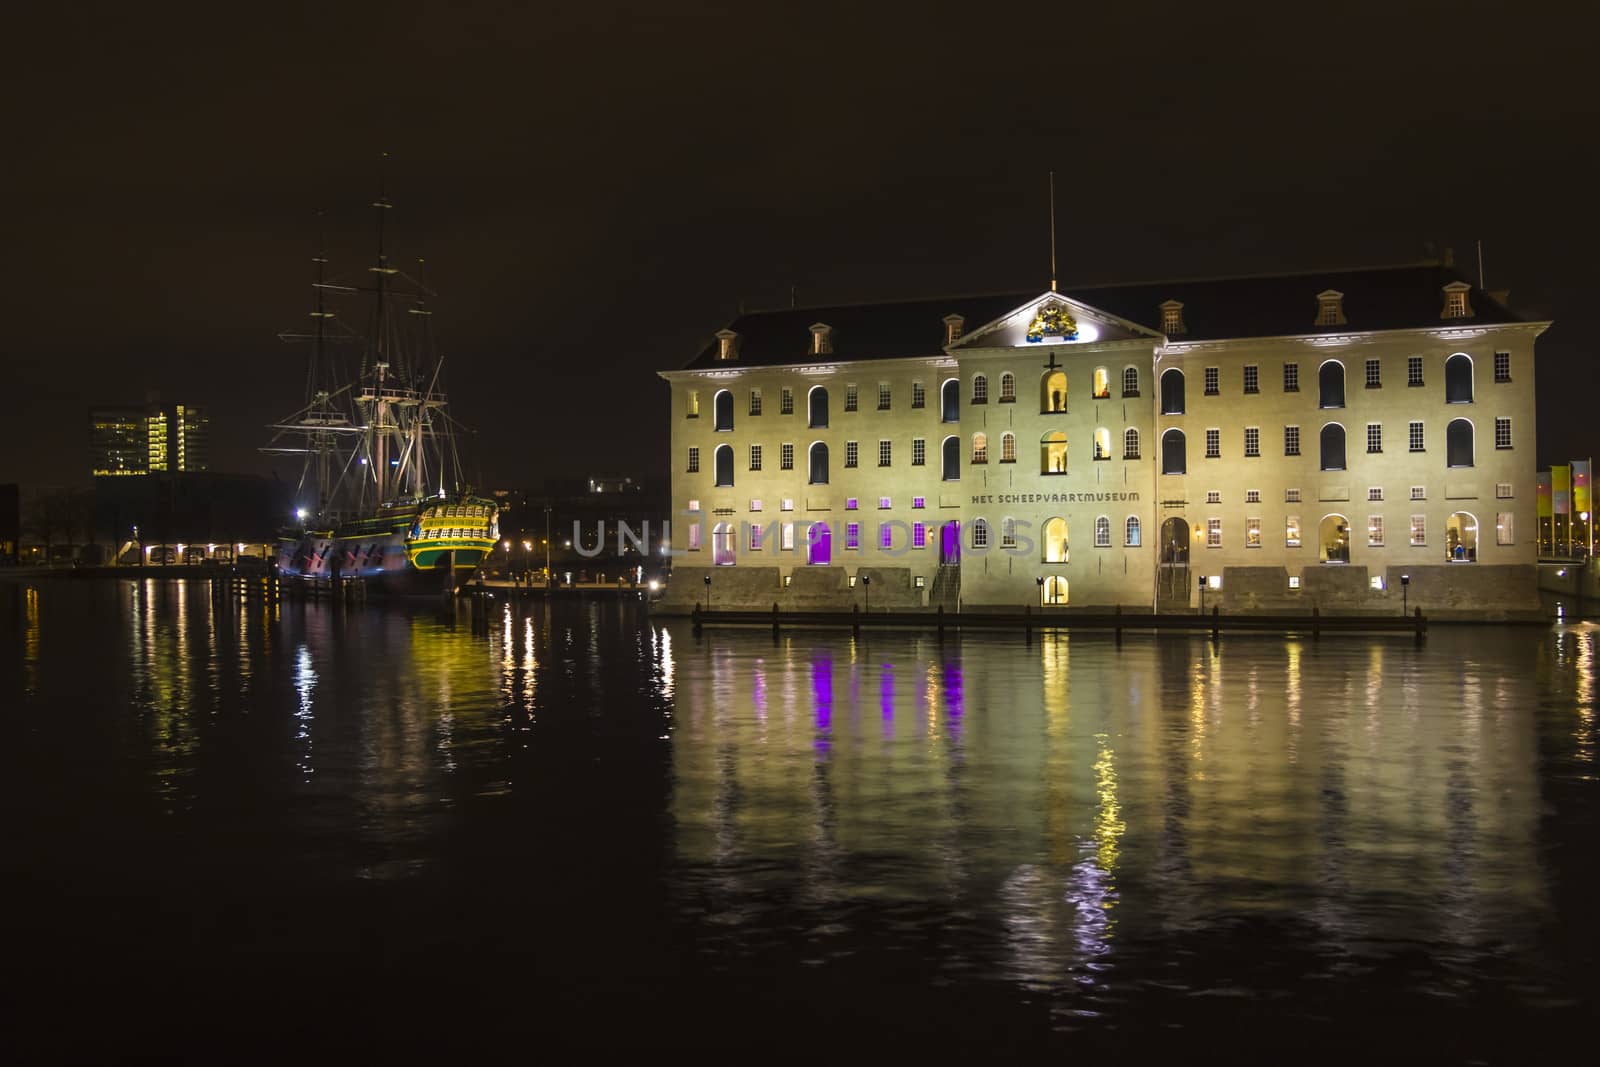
1320;514;1350;563
1160;517;1190;565
940;521;961;565
1446;511;1478;562
1042;575;1068;606
807;522;831;565
712;522;736;566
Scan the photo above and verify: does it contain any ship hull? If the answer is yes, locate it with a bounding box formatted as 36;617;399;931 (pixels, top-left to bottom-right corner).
276;498;498;598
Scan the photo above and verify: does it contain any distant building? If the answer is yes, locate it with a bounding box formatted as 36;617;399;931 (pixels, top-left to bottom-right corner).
90;401;209;477
0;483;18;563
491;475;667;582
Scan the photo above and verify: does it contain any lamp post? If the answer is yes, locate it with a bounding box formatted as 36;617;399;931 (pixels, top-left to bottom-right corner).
522;540;532;584
703;573;712;613
544;506;552;585
132;524;140;568
862;574;871;614
1036;575;1045;607
1198;575;1207;614
1400;573;1410;616
502;539;511;581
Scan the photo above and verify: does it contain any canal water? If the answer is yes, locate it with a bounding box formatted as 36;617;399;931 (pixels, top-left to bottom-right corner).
3;579;1596;1060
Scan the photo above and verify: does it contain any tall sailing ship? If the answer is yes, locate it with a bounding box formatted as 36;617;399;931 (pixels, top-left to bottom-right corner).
264;175;498;594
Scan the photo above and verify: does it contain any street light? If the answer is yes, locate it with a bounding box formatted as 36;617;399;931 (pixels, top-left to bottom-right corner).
1036;575;1045;607
1400;573;1410;616
862;574;871;614
703;573;712;613
1198;575;1207;613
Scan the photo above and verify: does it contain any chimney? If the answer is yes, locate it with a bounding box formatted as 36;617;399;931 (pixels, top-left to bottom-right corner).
942;313;965;345
809;322;833;356
715;329;740;361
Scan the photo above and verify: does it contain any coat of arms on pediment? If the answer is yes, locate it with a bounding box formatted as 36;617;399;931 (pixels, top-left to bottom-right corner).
1025;302;1078;343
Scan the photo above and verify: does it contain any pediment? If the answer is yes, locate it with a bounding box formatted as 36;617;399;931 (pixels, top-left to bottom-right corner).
949;291;1162;350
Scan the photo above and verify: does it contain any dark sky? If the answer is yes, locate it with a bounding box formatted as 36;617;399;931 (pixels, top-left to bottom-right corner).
4;0;1595;490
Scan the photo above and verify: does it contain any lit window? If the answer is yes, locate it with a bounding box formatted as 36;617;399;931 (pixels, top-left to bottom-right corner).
688;523;701;550
1093;367;1111;399
912;496;926;509
687;391;701;417
846;522;860;549
912;438;926;466
878;384;892;411
1495;417;1512;449
1496;512;1514;546
1285;488;1301;503
1204;367;1219;396
1246;517;1262;548
845;441;858;468
749;444;762;470
878;496;891;509
1410;515;1426;545
1368;516;1384;546
749;525;763;551
1286;516;1301;547
1370;575;1386;591
1206;518;1222;547
1283;363;1299;392
1001;432;1017;463
687;447;700;473
1288;575;1300;589
1244;427;1260;457
845;498;858;510
1205;428;1220;458
879;440;892;467
972;432;988;464
750;499;763;512
1125;516;1141;546
1364;359;1381;389
1094;516;1111;547
1001;517;1018;549
1285;425;1301;456
1407;356;1424;387
781;524;795;551
1494;352;1511;383
845;385;858;412
1442;282;1473;319
1243;365;1259;394
781;443;794;469
1367;423;1382;454
912;522;927;548
781;498;794;512
687;499;700;512
1093;427;1112;460
880;524;894;549
1409;421;1425;452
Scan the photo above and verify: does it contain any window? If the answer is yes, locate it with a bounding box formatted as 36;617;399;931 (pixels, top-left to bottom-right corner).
972;519;989;549
846;522;860;549
1246;489;1261;503
1243;365;1259;394
878;383;892;411
1244;427;1260;457
781;387;794;414
1494;352;1511;383
750;444;763;470
1161;300;1185;335
1285;425;1301;456
1286;516;1301;547
687;390;701;418
1496;512;1514;546
714;389;734;430
1411;486;1426;501
1283;363;1299;392
912;496;925;509
1001;517;1018;549
1093;367;1111;399
749;525;763;551
781;524;795;551
1205;429;1220;458
1364;359;1381;388
999;372;1016;403
808;442;828;484
1123;428;1141;459
1366;423;1382;454
844;385;858;412
781;443;794;470
912;382;926;409
941;379;960;422
781;498;794;511
1407;356;1424;387
1161;429;1186;474
1042;369;1068;413
878;496;891;509
1001;432;1017;463
1093;427;1112;460
1122;366;1140;397
1205;490;1221;504
1285;488;1301;503
878;440;892;467
1443;283;1472;319
687;523;701;550
1409;421;1425;452
1043;432;1069;474
972;374;988;404
1495;417;1512;449
972;432;988;464
1204;367;1219;395
912;522;927;548
808;387;829;428
1319;361;1345;408
1447;419;1474;467
1320;424;1346;471
1246;517;1262;548
1496;483;1513;499
846;497;858;510
1206;518;1222;547
1094;516;1111;547
687;446;700;473
1368;516;1384;546
1410;515;1426;545
1445;354;1473;403
714;444;734;487
845;441;858;468
1288;575;1300;589
1125;516;1141;546
749;389;762;415
880;524;894;549
1368;488;1383;502
1043;518;1068;562
912;438;926;466
1316;290;1346;326
750;499;763;512
1160;369;1185;414
942;436;960;480
687;499;700;513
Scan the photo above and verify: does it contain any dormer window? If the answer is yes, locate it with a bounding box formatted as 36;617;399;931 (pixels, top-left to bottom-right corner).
1315;289;1346;326
715;329;740;361
1160;299;1185;336
810;322;833;355
1441;281;1474;319
942;313;964;345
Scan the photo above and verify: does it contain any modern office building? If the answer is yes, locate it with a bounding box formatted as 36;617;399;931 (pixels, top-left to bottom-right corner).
659;261;1546;618
89;402;209;477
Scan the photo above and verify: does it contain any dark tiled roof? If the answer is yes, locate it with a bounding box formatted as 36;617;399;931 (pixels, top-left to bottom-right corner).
680;264;1523;370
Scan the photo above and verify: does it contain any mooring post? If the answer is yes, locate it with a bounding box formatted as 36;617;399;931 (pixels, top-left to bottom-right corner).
772;602;780;637
936;604;945;639
852;603;860;636
1414;606;1426;644
1311;604;1320;641
1115;603;1123;646
691;601;702;635
1211;604;1220;643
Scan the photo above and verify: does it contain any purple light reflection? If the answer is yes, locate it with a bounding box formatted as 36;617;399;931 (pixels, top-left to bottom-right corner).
811;650;833;756
943;661;965;742
880;664;895;740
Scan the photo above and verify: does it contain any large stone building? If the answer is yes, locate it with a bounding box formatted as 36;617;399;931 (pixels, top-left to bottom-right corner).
658;263;1546;618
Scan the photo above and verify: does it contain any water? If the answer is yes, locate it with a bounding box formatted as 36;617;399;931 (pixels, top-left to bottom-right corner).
3;579;1597;1060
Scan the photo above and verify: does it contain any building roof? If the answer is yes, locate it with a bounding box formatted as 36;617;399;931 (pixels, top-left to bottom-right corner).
680;263;1524;370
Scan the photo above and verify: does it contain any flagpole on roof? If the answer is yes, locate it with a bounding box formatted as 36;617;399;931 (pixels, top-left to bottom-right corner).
1048;171;1057;293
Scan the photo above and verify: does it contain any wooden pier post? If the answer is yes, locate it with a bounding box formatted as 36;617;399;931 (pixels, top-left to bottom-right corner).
936;605;945;639
1211;604;1220;643
852;603;860;637
772;602;780;638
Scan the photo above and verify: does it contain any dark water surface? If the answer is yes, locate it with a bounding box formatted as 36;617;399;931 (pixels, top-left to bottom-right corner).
3;579;1597;1061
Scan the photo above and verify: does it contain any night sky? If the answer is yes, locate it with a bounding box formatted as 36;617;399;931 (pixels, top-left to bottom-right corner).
4;1;1595;490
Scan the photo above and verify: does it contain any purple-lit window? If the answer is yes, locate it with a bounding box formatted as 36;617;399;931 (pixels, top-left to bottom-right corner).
879;524;894;549
912;496;925;509
846;522;860;549
913;522;927;548
846;498;858;510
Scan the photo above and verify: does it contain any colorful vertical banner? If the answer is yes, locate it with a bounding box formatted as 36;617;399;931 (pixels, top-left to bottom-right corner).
1573;459;1592;516
1553;465;1571;515
1537;472;1553;518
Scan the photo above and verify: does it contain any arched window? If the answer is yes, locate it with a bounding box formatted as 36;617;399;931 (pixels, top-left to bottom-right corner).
1041;370;1068;413
941;435;960;481
941;378;960;422
808;386;829;428
1000;516;1018;548
1093;367;1110;398
971;518;990;549
1042;575;1068;606
714;389;734;431
1093;427;1112;460
712;522;737;566
1094;516;1111;547
1125;516;1142;546
1319;361;1345;408
1042;517;1068;562
1000;432;1016;463
1160;368;1185;414
1122;366;1140;397
1320;423;1346;471
808;442;829;484
972;374;988;403
1445;354;1474;403
971;432;988;464
999;372;1016;403
1447;418;1474;467
1124;428;1141;459
1445;511;1478;562
714;444;734;487
1041;431;1068;474
1319;515;1350;563
1161;429;1186;474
